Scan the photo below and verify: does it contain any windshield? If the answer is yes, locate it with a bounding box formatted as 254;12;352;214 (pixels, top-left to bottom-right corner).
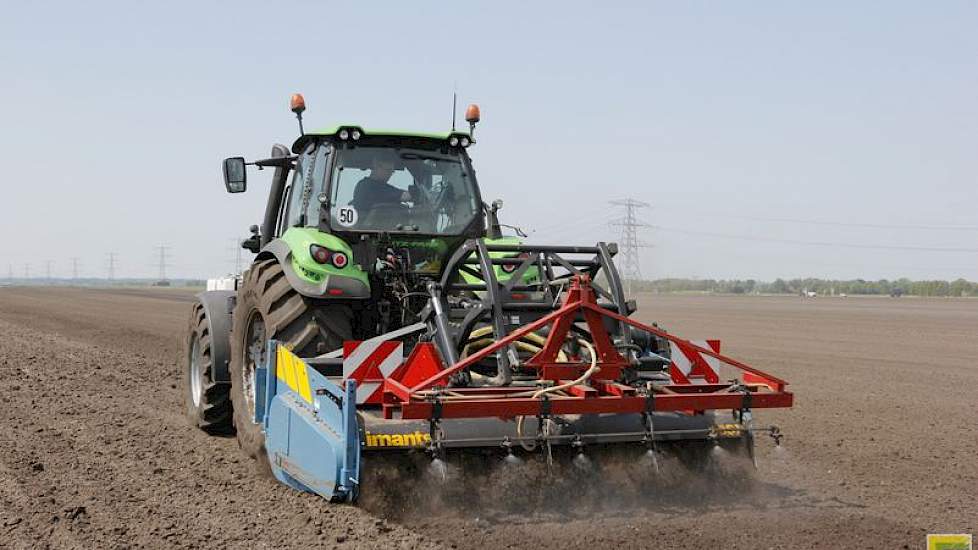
329;145;481;235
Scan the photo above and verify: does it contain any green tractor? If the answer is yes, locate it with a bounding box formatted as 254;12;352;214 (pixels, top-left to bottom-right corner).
184;95;791;502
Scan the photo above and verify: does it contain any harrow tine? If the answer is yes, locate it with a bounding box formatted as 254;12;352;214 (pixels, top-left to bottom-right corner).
570;435;593;471
544;438;554;472
642;390;661;474
501;438;523;465
542;418;555;473
503;448;523;465
746;431;757;469
741;411;758;469
645;448;661;474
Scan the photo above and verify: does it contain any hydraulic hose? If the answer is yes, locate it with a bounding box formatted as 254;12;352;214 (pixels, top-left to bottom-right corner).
461;326;569;363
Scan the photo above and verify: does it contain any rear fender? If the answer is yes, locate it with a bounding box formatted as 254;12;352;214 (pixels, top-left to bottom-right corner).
257;229;370;299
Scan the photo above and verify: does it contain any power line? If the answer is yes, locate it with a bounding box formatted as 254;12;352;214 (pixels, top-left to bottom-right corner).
106;253;118;281
655;226;978;253
228;238;244;276
155;245;172;283
532;218;612;242
683;212;978;232
70;257;80;279
44;260;53;280
609;198;652;295
6;264;12;281
24;264;30;279
529;216;600;235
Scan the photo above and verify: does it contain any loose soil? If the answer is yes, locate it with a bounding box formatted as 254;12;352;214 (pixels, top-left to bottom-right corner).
0;287;974;549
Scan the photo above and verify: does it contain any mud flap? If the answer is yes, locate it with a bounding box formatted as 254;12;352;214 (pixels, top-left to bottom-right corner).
256;341;361;502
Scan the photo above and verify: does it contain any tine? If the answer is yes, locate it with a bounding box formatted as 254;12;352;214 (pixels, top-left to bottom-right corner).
747;432;758;469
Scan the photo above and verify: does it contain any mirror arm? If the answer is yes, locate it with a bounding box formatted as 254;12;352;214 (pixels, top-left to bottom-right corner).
252;155;297;168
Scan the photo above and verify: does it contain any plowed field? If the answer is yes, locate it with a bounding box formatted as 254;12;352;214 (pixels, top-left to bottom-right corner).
0;287;973;549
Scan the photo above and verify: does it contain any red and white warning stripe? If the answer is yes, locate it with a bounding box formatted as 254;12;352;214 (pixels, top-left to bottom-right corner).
669;339;721;384
343;340;404;404
343;336;722;401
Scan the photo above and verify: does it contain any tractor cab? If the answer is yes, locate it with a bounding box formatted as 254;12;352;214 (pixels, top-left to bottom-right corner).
222;100;490;268
287;128;490;282
287;126;488;246
278;126;489;276
324;135;481;236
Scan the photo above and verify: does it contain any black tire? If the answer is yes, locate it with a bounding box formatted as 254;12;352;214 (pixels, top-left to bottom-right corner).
183;301;233;434
229;258;353;461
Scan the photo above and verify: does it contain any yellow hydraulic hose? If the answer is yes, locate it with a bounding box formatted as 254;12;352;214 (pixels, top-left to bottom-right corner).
462;326;569;362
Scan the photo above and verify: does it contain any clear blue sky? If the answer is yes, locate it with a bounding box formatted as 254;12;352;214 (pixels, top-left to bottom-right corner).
2;1;975;281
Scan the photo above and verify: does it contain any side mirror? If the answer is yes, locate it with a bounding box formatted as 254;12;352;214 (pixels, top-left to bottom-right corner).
486;199;504;240
242;225;260;253
223;157;247;193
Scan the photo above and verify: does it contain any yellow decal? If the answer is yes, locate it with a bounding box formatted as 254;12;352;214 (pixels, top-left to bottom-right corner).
276;345;313;404
293;356;313;403
364;431;432;448
712;423;743;438
928;534;972;550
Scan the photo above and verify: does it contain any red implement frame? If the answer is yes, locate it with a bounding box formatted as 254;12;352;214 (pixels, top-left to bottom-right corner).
383;276;793;420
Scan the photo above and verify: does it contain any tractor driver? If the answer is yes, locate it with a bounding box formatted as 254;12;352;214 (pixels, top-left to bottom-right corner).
350;157;410;214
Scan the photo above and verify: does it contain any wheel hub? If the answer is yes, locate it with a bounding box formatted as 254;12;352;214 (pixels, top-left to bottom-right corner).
242;313;266;423
189;336;203;408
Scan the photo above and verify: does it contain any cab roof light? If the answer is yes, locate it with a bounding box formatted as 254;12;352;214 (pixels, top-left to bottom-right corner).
290;93;306;114
290;93;306;135
465;103;480;138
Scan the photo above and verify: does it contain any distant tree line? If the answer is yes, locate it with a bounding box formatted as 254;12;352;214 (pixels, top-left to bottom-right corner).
630;278;978;297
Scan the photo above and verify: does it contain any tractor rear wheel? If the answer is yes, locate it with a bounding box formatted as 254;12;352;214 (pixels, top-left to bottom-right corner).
183;301;233;434
229;258;353;461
